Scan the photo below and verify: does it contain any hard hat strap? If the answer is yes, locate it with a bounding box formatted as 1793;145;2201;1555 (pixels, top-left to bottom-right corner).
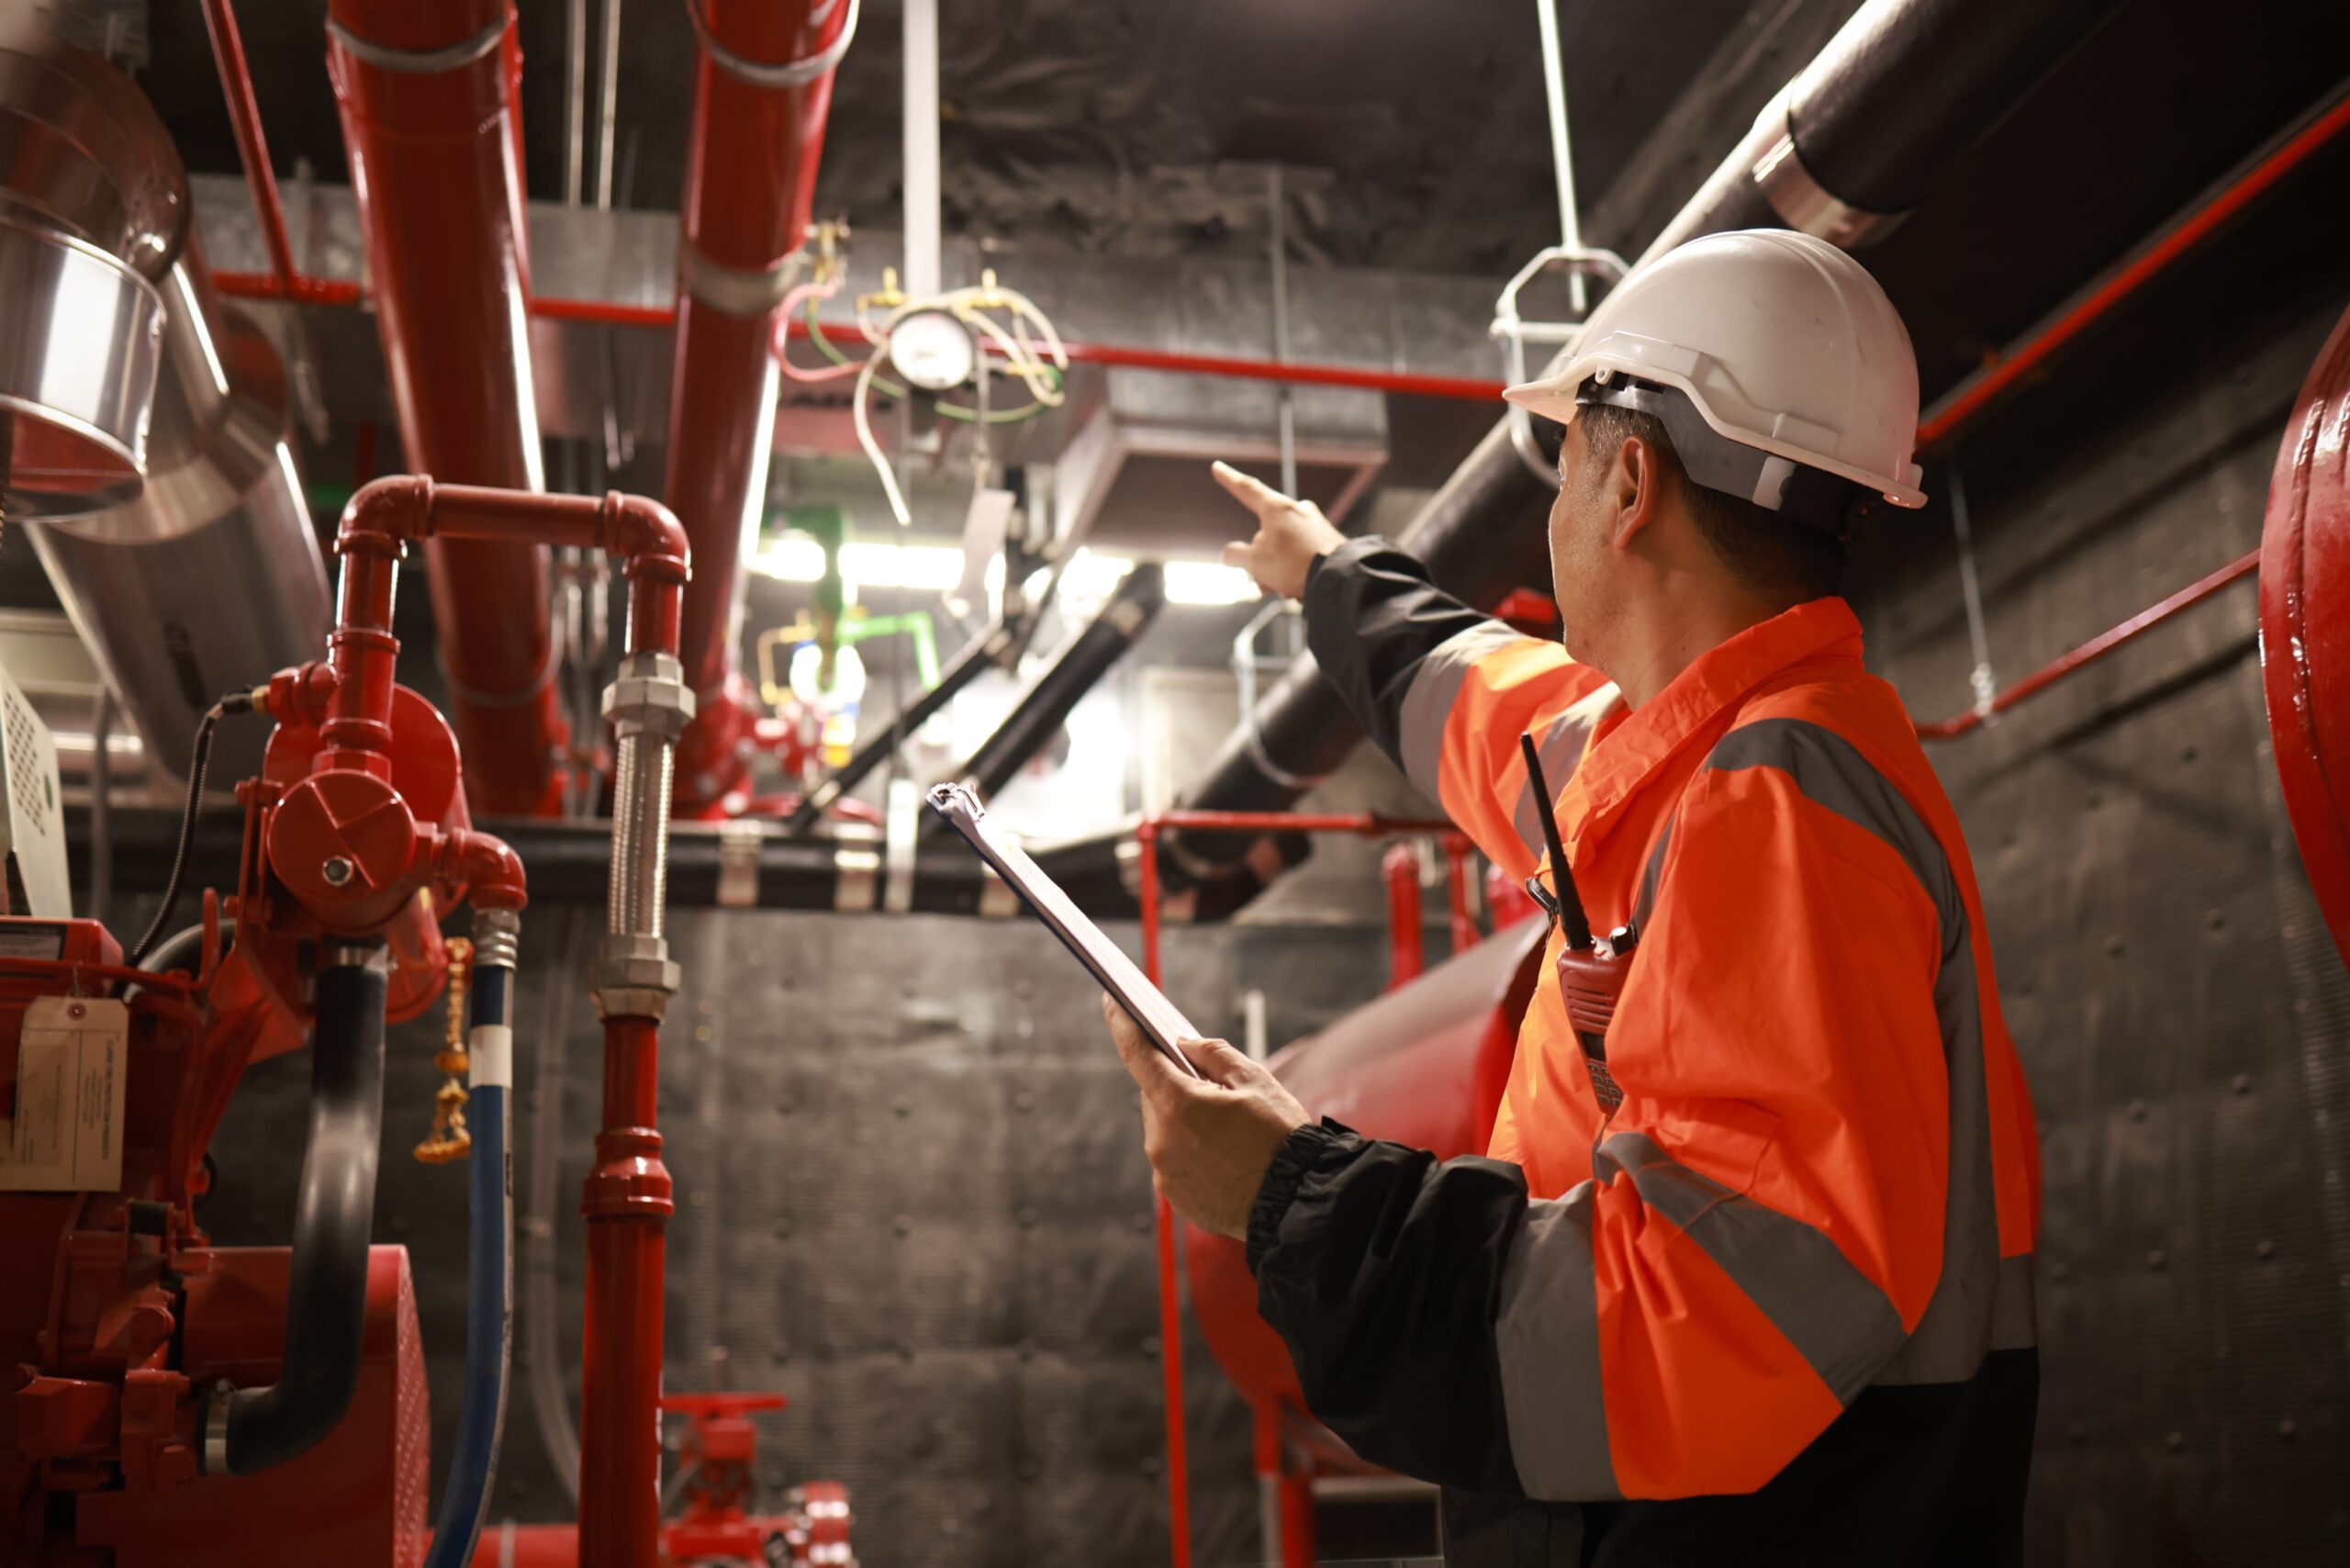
1574;375;1863;538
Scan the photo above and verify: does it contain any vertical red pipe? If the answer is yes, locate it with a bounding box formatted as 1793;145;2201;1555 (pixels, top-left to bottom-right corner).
1444;834;1480;955
665;0;853;811
326;0;566;816
1382;843;1426;990
1136;823;1194;1568
579;1014;673;1568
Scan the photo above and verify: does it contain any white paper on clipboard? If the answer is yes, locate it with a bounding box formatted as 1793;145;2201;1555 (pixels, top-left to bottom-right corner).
925;783;1203;1078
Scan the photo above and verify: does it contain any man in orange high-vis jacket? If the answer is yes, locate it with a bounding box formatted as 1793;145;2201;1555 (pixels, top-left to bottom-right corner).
1101;230;2042;1566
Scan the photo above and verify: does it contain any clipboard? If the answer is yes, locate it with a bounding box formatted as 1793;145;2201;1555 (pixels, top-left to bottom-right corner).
924;782;1203;1079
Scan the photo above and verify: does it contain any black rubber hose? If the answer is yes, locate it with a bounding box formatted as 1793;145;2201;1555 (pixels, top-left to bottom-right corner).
219;947;387;1475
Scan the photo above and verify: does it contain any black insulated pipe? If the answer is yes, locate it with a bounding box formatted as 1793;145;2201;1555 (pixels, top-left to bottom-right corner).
925;561;1166;831
1784;0;2128;218
783;614;1020;839
1646;0;2128;261
1063;0;2128;910
214;945;388;1475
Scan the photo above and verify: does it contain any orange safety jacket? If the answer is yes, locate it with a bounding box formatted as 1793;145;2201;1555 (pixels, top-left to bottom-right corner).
1248;537;2042;1565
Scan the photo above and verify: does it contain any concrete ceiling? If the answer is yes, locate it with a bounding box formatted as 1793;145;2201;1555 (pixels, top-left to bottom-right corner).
140;0;1778;277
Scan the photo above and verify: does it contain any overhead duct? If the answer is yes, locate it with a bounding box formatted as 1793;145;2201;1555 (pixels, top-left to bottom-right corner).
0;27;329;786
325;0;566;816
665;0;856;812
1042;0;2130;912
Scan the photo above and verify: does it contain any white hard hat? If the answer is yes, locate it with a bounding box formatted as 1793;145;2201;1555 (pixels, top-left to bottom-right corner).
1505;229;1927;517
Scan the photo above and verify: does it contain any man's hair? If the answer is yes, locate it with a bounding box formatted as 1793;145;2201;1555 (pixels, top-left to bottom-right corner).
1575;402;1847;602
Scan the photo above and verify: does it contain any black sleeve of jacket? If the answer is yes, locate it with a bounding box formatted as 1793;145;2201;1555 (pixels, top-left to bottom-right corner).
1303;536;1494;773
1248;1119;1530;1496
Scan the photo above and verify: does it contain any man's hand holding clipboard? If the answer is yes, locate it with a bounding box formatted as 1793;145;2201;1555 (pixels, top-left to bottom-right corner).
927;783;1310;1239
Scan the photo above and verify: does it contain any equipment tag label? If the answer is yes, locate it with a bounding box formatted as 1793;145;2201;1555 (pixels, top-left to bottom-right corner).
0;996;129;1192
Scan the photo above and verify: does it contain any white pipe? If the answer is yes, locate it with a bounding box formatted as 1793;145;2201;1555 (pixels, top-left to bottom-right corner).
593;0;622;211
1533;0;1585;312
564;0;587;207
1268;165;1297;498
901;0;941;297
1242;989;1269;1064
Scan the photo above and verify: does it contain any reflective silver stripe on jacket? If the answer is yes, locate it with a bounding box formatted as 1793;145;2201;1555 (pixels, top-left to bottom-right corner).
1394;621;1524;803
1706;717;2035;1384
1494;1182;1619;1501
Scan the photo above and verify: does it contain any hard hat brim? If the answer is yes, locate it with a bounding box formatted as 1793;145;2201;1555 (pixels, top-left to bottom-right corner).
1502;368;1926;510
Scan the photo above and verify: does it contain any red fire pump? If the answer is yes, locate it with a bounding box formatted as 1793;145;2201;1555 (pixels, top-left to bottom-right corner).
1;592;523;1564
0;476;731;1568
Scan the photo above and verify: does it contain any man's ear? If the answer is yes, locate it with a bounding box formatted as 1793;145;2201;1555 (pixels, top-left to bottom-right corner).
1609;432;1666;551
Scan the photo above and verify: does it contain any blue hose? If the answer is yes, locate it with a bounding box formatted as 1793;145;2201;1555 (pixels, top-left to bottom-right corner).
425;948;516;1568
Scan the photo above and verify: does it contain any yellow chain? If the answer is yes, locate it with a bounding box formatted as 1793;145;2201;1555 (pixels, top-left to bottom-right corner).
414;936;473;1163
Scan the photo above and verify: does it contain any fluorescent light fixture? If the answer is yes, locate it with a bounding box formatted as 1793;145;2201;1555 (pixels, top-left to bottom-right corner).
1057;547;1134;603
749;534;826;582
1162;560;1259;606
748;535;965;590
840;542;966;590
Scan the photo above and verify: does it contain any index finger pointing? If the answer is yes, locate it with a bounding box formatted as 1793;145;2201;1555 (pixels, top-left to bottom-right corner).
1210;460;1281;510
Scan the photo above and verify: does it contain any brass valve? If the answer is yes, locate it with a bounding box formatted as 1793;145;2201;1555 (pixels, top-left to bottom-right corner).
414;935;473;1163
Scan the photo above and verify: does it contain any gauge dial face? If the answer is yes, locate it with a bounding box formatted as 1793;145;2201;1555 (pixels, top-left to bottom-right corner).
888;310;976;392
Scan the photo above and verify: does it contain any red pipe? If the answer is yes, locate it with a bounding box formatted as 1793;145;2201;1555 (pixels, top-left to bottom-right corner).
326;476;688;1567
1149;810;1455;837
663;0;854;812
1382;843;1426;990
1136;822;1194;1568
1444;834;1480;955
324;0;566;817
1049;339;1504;402
198;0;304;298
1919;86;2350;448
334;477;689;666
580;1014;673;1568
1916;547;2259;740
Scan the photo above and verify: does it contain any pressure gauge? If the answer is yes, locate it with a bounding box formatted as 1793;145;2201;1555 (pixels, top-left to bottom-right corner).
887;308;976;392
